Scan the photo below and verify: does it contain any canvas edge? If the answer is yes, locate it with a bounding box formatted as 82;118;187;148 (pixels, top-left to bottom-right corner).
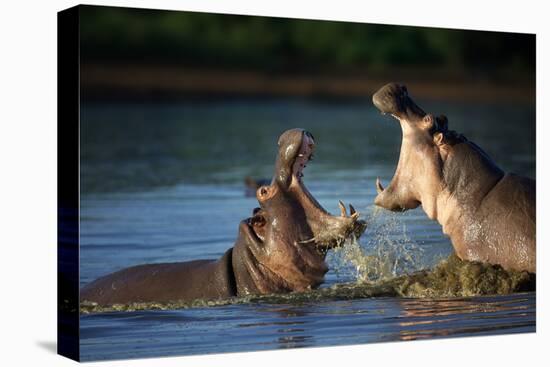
57;4;80;362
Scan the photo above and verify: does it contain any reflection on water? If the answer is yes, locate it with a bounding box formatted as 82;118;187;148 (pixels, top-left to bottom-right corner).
79;99;535;361
396;295;535;341
80;292;535;361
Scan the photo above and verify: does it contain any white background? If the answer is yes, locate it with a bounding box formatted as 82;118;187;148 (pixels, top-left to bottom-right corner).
0;0;547;366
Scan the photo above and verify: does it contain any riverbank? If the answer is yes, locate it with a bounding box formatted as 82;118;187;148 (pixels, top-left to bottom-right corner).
81;64;535;104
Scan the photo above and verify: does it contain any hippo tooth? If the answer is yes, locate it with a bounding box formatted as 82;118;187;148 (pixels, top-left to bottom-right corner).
376;177;384;194
338;200;347;217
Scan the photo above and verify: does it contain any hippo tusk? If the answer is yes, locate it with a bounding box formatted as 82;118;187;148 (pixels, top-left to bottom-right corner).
297;237;316;245
297;237;334;250
338;200;347;217
376;177;384;194
349;204;356;215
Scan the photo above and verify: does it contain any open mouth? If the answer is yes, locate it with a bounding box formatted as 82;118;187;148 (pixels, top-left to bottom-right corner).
291;132;315;181
372;83;429;211
372;85;403;203
248;129;366;252
245;131;317;246
288;132;332;218
372;82;426;122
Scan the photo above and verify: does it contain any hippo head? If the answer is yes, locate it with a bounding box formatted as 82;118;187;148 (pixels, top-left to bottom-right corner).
371;83;472;219
370;83;537;274
234;128;366;294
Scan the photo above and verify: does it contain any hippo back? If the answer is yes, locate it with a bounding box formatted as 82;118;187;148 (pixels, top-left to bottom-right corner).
81;249;237;306
477;173;536;272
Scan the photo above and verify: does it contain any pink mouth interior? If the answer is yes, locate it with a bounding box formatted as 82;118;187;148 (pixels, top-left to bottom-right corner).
292;135;314;180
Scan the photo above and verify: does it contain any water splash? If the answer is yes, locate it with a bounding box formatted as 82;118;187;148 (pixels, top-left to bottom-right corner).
81;254;535;314
79;207;536;315
329;207;431;282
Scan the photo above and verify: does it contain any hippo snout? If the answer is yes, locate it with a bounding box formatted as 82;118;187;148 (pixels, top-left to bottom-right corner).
372;82;426;121
372;83;408;115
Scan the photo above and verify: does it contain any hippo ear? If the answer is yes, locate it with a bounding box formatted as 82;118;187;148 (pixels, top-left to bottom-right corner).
433;132;444;146
419;114;435;130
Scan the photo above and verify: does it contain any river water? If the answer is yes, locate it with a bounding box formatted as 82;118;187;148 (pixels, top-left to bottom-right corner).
79;98;535;361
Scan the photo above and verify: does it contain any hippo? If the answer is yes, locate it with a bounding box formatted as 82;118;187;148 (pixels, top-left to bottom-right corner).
371;83;535;273
81;128;367;306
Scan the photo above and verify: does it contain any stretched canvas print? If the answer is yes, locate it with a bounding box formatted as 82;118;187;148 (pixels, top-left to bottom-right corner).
58;4;536;362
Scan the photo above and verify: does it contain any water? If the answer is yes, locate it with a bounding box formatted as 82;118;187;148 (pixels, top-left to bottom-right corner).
80;293;535;361
79;98;535;361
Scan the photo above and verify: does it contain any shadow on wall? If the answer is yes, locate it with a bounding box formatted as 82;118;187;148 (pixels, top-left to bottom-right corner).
36;340;57;354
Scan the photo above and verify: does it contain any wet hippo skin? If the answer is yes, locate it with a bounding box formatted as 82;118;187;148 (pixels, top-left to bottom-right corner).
81;129;367;306
371;83;535;273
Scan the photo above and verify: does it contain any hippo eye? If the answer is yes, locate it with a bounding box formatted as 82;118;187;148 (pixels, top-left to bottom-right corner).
251;215;266;227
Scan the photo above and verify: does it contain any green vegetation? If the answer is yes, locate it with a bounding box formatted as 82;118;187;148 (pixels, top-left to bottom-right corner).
79;5;534;77
390;254;535;298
